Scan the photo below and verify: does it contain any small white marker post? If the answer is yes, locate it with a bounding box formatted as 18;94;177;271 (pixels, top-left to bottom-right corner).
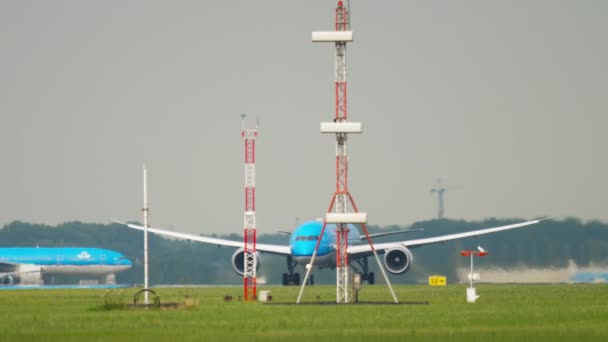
460;248;488;303
142;165;150;305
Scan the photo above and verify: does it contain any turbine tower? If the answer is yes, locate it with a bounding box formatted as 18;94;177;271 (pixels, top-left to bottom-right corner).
430;179;446;219
241;114;258;301
298;0;398;304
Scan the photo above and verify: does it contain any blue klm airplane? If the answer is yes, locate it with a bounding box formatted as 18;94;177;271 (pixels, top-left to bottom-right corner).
0;247;132;286
120;218;543;285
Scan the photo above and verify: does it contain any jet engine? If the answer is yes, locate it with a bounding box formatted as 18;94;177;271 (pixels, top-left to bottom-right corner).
0;274;15;285
15;264;44;285
383;247;414;274
231;248;262;276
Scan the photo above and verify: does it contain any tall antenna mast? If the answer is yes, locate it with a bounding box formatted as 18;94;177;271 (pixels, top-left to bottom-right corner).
241;114;258;301
142;165;150;305
298;0;398;304
431;178;446;219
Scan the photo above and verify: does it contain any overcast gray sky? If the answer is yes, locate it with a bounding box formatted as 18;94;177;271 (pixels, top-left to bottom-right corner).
1;0;606;234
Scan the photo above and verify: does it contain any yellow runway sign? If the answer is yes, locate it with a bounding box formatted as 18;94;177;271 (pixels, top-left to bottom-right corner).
429;275;447;286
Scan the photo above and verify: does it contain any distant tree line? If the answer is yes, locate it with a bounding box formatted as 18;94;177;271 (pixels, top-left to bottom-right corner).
1;218;606;285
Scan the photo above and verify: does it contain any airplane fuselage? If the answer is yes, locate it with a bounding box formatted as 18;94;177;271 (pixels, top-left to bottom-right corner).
289;221;359;269
0;247;132;277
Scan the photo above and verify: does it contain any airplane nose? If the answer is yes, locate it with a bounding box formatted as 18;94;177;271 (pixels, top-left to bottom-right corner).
292;242;315;257
115;257;132;266
292;241;329;257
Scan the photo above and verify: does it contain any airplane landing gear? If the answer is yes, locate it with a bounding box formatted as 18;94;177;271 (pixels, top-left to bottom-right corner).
282;272;300;286
282;256;306;286
352;257;375;284
362;272;375;285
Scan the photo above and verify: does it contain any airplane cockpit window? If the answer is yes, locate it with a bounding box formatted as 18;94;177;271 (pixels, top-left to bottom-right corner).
295;236;319;241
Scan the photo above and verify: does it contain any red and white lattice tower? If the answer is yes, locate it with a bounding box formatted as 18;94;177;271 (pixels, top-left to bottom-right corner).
297;1;398;304
241;114;257;301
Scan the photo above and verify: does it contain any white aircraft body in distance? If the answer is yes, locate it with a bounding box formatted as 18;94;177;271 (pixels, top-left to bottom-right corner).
0;247;132;286
118;218;544;285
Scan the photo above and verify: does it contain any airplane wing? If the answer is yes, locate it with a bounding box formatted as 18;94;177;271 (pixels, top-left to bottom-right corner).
361;228;423;240
117;222;291;256
348;218;545;258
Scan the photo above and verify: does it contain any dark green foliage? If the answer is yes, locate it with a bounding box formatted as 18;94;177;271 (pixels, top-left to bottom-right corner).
1;218;607;285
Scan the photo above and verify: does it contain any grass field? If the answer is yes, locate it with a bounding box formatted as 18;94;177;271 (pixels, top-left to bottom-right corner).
1;284;607;341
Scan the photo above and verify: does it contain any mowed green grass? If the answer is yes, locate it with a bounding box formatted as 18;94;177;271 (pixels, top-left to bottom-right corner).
0;284;607;341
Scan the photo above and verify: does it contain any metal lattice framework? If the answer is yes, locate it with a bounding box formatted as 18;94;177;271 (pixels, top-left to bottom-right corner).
333;3;350;303
242;115;257;301
297;1;397;303
298;0;398;304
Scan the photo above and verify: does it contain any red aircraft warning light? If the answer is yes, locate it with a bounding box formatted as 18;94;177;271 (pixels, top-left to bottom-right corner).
460;250;488;257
